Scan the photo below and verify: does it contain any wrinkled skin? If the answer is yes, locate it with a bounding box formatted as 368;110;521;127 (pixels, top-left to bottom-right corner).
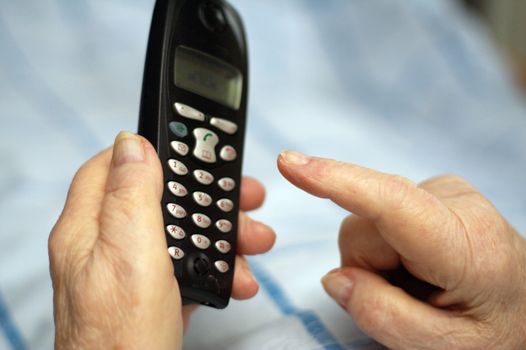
278;151;526;350
49;132;275;350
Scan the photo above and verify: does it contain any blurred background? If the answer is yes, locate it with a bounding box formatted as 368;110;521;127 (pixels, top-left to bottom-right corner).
1;1;525;349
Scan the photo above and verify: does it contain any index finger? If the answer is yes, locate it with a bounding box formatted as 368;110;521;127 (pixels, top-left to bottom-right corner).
277;151;468;289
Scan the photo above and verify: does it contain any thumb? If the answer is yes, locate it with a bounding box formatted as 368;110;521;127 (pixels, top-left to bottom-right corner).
98;131;165;255
321;268;476;349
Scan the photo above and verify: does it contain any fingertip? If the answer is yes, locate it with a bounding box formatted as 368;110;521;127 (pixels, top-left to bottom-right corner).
231;257;259;300
237;213;276;255
112;131;145;167
279;150;311;166
240;177;266;211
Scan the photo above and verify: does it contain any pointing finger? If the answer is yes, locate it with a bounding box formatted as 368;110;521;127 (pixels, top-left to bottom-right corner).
278;151;468;289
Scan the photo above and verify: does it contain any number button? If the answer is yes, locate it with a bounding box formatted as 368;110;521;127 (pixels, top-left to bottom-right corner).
216;198;233;212
168;159;188;176
192;213;211;228
168;246;185;260
171;141;189;156
193;191;212;207
216;219;232;233
219;145;237;162
167;203;187;219
166;225;185;240
193;169;214;185
191;234;211;250
169;121;188;138
218;177;235;192
167;181;187;197
214;260;229;273
215;240;231;254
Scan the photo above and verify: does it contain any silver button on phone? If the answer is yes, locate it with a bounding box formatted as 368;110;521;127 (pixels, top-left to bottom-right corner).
210;117;238;134
193;191;212;207
215;240;231;254
167;181;188;197
166;225;186;240
192;213;212;228
216;198;233;212
218;177;235;192
171;141;189;156
174;102;205;121
167;203;187;219
168;246;185;260
216;219;232;233
168;159;188;176
214;260;229;273
193;128;219;163
191;234;211;250
220;145;237;161
193;169;214;185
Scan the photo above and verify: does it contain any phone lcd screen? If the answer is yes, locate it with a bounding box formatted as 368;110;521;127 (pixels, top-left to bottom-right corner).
174;46;243;110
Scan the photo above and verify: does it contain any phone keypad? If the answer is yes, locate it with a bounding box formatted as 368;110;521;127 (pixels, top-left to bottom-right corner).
167;203;187;219
191;234;211;250
216;198;233;212
171;141;190;156
193;169;214;185
166;101;240;282
168;246;185;260
192;213;212;229
174;102;206;122
193;128;219;163
219;145;237;161
216;219;232;233
214;260;229;273
218;177;235;192
193;191;212;207
215;240;231;254
166;225;186;240
169;121;188;138
210;117;238;134
168;181;188;197
168;159;189;176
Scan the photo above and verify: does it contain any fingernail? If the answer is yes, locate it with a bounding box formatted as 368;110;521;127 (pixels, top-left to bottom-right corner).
113;131;145;166
280;150;310;165
321;272;353;308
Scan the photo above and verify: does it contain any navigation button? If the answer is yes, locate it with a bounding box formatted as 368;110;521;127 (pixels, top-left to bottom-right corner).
193;128;218;163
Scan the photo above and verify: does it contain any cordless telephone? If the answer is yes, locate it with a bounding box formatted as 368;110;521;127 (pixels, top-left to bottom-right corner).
138;0;248;308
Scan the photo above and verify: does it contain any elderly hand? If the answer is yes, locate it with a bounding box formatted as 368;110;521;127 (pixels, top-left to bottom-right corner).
49;132;275;350
278;150;526;350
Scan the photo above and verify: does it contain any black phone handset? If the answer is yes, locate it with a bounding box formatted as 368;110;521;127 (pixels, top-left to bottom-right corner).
138;0;248;308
